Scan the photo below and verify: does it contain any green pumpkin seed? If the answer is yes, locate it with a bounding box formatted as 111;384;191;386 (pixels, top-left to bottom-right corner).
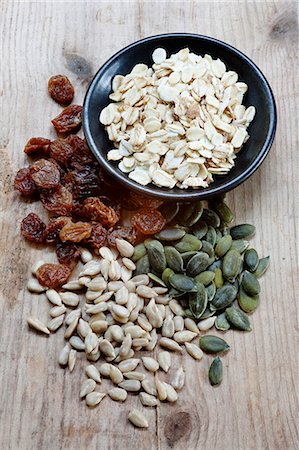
184;201;203;226
215;313;230;331
132;243;147;262
222;249;242;282
207;259;222;271
230;224;256;240
189;282;207;319
206;282;216;302
192;220;208;239
169;274;195;292
201;241;214;258
194;271;215;286
221;227;230;236
135;254;150;275
148;273;166;287
214;268;224;288
159;202;179;223
164;246;184;272
225;306;251;331
175;234;202;253
162;268;174;286
186;252;210;277
215;235;232;257
231;239;249;253
199;335;230;353
147;242;166;274
209;193;226;205
244;248;259;272
155;228;186;241
178;203;197;225
200;306;215;319
241;270;261;296
205;226;217;247
184;308;195;319
211;285;237;310
238;286;259;313
253;256;270;278
169;287;186;298
144;239;163;250
213;202;234;224
181;251;198;265
202;209;221;228
209;357;223;386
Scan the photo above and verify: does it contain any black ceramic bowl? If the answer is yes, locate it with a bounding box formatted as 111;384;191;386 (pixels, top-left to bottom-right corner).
83;33;276;201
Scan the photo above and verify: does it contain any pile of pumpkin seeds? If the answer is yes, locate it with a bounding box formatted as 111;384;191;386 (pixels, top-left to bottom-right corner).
133;196;270;385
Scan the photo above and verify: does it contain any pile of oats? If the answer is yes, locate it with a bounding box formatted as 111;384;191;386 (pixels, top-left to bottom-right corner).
100;47;256;189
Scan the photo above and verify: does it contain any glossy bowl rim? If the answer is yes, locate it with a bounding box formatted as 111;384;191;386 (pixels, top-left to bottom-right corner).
83;32;277;200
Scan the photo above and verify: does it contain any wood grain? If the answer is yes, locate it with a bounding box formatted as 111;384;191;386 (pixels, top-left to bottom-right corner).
0;1;298;449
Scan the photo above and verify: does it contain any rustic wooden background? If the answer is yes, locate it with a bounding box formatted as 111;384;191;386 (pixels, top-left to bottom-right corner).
0;1;298;449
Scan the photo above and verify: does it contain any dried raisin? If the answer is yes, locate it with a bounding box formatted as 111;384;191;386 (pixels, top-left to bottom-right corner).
48;75;74;106
85;222;107;249
44;217;70;243
56;242;80;267
30;159;60;189
107;226;137;247
68;167;101;199
14;168;37;196
49;139;74;165
83;197;119;228
52;105;82;134
24;137;51;155
40;185;73;216
59;220;92;242
132;208;166;235
20;213;46;243
130;191;164;209
36;263;71;288
66;135;95;167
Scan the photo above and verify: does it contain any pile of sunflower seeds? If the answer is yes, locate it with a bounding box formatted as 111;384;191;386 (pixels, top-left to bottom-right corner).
100;47;256;189
26;198;269;427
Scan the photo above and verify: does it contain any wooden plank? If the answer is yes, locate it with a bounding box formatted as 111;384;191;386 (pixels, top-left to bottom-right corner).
0;1;298;449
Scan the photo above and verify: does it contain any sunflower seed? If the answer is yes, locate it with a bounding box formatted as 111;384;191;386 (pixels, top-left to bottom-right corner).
62;280;82;290
68;349;77;372
48;315;65;332
108;387;127;402
80;378;96;398
159;337;182;352
173;331;197;343
128;409;148;428
65;308;81;325
46;289;62;306
142;357;159;372
197;316;216;331
27;278;46;293
85;364;101;383
139;392;158;407
80;248;93;263
110;365;124;384
170;367;185;390
99;339;116;358
156;378;168;401
99;363;112;377
27;317;50;335
184;318;199;334
123;371;145;381
78;319;92;338
157;351;171;372
165;383;178;402
116;239;134;258
119;380;141;392
185;342;203;360
118;358;140;373
136;285;157;298
173;316;184;332
50;305;67;318
31;260;46;275
58;343;71;366
60;292;80;307
85;392;105;407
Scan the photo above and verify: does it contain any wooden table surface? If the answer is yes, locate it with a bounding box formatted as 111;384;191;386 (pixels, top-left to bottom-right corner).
0;1;298;449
